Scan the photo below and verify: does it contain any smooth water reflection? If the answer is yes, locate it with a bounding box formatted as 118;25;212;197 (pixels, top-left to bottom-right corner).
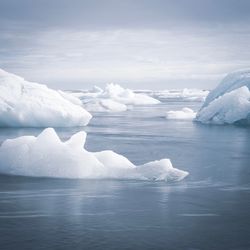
0;177;250;250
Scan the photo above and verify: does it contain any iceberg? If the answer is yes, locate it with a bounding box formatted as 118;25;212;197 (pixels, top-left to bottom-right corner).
71;83;160;112
196;69;250;125
0;69;92;127
84;99;127;112
166;108;196;120
0;128;189;181
202;69;250;108
102;83;160;105
152;88;209;102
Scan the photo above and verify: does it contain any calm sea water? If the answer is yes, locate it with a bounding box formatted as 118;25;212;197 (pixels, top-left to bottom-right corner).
0;101;250;250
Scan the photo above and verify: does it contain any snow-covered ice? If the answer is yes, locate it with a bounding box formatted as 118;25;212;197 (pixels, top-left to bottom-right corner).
0;69;92;127
196;69;250;125
166;108;196;120
0;128;189;181
71;83;160;112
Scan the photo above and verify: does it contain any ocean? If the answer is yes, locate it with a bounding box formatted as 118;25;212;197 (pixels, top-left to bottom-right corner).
0;100;249;250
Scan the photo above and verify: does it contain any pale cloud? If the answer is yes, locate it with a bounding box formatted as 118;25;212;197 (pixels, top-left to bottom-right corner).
1;0;250;89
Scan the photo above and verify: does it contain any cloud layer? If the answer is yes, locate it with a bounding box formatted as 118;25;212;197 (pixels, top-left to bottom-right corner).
1;0;250;89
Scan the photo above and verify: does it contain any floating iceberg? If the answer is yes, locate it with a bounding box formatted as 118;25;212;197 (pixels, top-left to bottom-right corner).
166;108;196;120
0;69;92;127
103;83;160;105
202;69;250;107
84;99;127;112
0;128;189;181
196;69;250;125
71;83;160;112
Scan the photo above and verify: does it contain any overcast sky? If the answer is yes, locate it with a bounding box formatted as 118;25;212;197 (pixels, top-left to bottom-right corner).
1;0;250;89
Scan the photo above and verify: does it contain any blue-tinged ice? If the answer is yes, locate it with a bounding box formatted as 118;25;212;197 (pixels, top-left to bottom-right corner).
196;69;250;125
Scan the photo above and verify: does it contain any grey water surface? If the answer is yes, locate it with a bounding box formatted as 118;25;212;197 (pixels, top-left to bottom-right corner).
0;101;250;250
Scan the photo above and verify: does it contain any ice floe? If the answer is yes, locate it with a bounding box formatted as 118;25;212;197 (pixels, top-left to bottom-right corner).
0;69;92;127
84;99;127;112
0;128;189;181
166;108;196;120
70;83;160;112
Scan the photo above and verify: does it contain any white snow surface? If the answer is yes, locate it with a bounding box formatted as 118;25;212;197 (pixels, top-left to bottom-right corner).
0;69;92;127
0;128;189;181
71;83;160;112
166;108;196;120
196;69;250;124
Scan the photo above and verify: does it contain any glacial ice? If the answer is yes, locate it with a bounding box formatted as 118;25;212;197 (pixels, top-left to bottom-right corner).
0;69;92;127
71;83;160;112
166;108;196;120
0;128;189;181
196;69;250;125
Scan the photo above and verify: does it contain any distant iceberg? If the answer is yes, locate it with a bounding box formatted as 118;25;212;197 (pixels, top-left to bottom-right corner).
152;88;209;102
84;99;127;112
0;128;189;181
196;69;250;125
166;108;196;120
71;83;160;112
0;69;92;127
103;83;160;105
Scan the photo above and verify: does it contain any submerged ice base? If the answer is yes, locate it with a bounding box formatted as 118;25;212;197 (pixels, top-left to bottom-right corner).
0;128;188;182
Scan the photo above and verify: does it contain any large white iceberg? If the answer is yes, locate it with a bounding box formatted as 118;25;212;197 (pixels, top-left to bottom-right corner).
0;128;189;181
166;108;196;120
0;69;92;127
196;69;250;125
71;83;160;112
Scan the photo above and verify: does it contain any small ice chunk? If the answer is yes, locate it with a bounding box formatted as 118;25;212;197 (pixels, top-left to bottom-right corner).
84;99;127;112
166;108;196;120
